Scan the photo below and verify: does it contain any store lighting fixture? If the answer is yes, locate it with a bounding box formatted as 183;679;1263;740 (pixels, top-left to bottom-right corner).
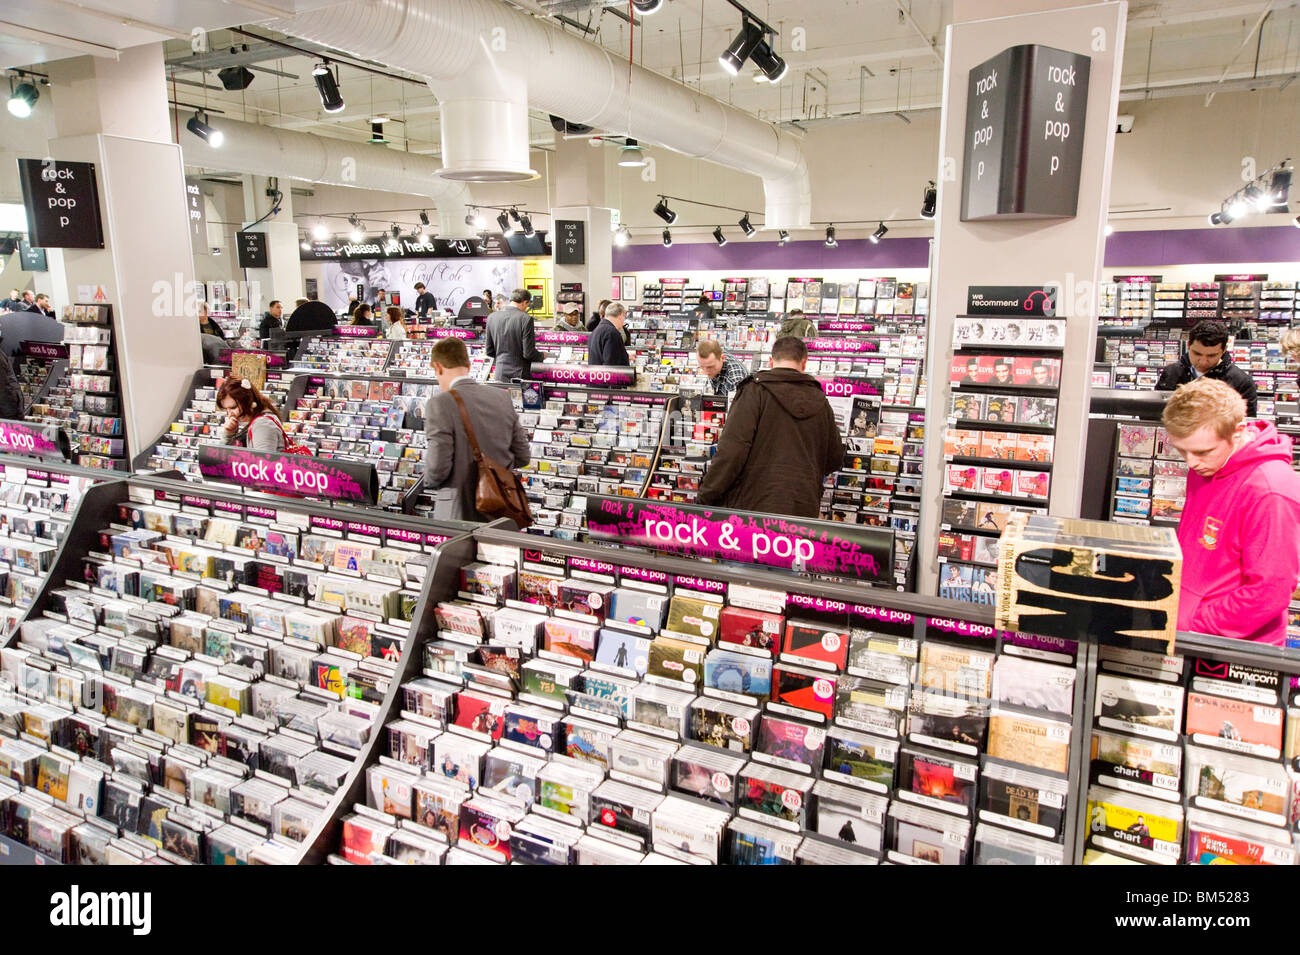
1104;223;1114;236
1243;184;1266;212
311;221;329;240
348;216;364;242
631;0;663;13
824;224;837;248
653;198;677;224
749;37;788;83
778;229;790;245
719;19;765;76
300;235;311;251
662;229;673;247
519;213;535;238
614;225;631;247
1266;169;1292;208
618;139;647;167
1226;198;1247;219
1293;215;1300;228
1208;211;1225;226
509;207;522;223
390;223;401;239
738;213;755;237
1210;162;1292;225
920;181;937;218
498;211;513;235
870;222;888;243
312;61;345;113
419;211;430;227
369;122;387;144
713;226;727;246
7;78;40;118
217;66;255;91
186;110;223;148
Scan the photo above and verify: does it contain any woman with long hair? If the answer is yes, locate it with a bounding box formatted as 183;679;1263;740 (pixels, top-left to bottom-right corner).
352;302;375;326
385;305;408;341
215;376;286;452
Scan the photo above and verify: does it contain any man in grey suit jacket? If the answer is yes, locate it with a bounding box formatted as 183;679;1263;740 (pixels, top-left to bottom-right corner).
484;288;544;382
423;337;531;521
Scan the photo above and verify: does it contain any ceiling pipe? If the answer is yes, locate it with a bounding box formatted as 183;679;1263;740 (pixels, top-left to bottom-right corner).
178;113;477;238
270;0;812;229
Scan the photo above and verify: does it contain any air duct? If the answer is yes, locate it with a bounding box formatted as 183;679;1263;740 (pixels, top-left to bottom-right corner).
178;113;476;238
271;0;812;230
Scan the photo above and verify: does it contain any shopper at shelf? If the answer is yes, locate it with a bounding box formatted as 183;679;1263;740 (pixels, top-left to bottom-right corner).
197;302;227;364
413;282;437;319
0;290;21;313
384;305;408;341
1155;320;1258;416
692;293;716;321
777;308;818;340
18;291;37;312
696;340;751;398
588;303;630;367
485;288;544;383
588;299;611;332
32;294;55;318
555;302;586;332
0;342;22;419
351;303;376;327
257;300;284;344
1162;378;1300;645
215;376;286;453
698;335;844;518
423;337;530;521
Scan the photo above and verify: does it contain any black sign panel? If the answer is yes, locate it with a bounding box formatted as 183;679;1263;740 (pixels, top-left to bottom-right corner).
184;177;208;247
555;220;586;265
961;44;1091;220
17;158;105;249
967;285;1058;316
237;231;269;269
17;240;46;272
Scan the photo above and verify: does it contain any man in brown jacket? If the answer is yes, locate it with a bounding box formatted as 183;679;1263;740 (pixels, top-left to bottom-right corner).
698;336;843;518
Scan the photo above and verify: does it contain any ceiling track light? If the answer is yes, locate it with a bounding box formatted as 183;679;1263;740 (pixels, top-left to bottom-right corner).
1208;211;1224;226
738;214;755;237
824;224;837;248
778;229;790;245
519;213;535;238
719;19;765;76
497;211;513;235
312;61;345;113
653;198;677;224
713;226;728;246
217;66;255;91
920;180;937;219
613;225;630;247
300;234;310;251
509;207;522;223
870;222;888;243
662;229;673;247
311;221;329;240
749;37;787;82
1104;223;1114;236
7;76;40;119
185;109;223;148
390;224;401;239
419;210;430;226
631;0;663;13
349;225;364;243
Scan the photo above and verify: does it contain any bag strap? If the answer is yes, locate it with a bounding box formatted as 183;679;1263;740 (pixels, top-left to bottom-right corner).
449;389;487;465
255;412;294;450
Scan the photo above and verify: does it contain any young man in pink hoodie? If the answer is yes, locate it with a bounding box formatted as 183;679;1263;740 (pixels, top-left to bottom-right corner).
1162;378;1300;645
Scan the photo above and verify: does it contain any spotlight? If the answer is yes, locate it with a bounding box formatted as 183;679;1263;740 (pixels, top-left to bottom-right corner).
749;37;788;82
662;229;673;247
719;19;765;76
419;210;430;226
1227;198;1246;220
509;207;522;223
186;110;223;148
1267;169;1292;207
497;211;513;235
1208;211;1224;226
391;224;401;239
618;139;647;167
350;227;364;243
473;212;487;231
369;122;387;144
312;62;345;113
920;181;937;218
614;225;630;247
1219;204;1238;225
311;222;329;240
778;229;790;245
870;222;888;243
347;214;361;228
520;213;535;237
217;66;255;91
713;226;727;246
824;224;837;248
1104;223;1114;236
653;198;677;224
300;236;311;251
738;214;755;237
7;80;39;119
631;0;663;12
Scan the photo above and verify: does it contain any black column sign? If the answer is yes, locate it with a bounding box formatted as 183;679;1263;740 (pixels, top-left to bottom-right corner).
184;177;208;247
961;44;1091;220
18;240;46;272
17;158;105;249
237;230;269;269
555;219;585;265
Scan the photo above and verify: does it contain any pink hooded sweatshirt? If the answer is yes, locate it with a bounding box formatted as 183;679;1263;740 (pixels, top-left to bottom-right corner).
1176;420;1300;645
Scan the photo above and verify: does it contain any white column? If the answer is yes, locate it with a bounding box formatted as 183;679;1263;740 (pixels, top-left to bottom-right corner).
551;133;613;315
239;173;302;313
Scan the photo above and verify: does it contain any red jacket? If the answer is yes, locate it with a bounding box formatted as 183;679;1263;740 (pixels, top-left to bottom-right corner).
1176;421;1300;645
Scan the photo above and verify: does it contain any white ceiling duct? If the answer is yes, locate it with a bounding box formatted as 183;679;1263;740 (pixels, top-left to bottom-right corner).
270;0;812;230
179;113;477;238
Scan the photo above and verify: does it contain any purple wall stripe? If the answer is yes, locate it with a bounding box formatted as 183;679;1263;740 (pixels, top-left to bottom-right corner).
611;225;1300;273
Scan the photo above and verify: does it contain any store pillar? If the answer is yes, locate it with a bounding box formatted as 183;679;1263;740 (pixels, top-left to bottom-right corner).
43;43;200;458
916;3;1127;594
240;174;303;312
551;132;613;317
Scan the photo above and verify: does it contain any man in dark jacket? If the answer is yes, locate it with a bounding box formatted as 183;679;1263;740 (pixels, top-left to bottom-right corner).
1155;320;1257;416
258;300;284;344
588;303;630;367
413;282;437;319
485;289;544;382
698;335;844;518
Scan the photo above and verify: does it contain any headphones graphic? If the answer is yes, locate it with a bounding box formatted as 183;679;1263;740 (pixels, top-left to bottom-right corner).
1024;289;1057;316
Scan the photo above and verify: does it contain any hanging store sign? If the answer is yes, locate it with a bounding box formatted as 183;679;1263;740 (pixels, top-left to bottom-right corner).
17;158;105;249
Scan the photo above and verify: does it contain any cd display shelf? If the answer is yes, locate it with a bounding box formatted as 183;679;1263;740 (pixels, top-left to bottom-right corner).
14;342;69;416
0;473;478;865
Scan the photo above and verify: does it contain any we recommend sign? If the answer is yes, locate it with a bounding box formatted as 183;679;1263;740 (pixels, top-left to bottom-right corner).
199;445;377;505
584;496;893;583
